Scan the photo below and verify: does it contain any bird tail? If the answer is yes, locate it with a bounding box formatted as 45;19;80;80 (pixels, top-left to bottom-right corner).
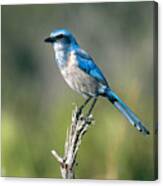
105;88;150;135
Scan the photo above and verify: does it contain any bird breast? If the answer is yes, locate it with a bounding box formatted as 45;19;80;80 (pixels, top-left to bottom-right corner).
60;58;100;97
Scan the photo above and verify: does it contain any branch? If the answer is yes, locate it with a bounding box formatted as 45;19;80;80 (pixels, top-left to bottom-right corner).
51;106;94;179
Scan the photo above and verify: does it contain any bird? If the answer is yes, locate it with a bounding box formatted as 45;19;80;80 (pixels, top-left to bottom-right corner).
44;28;150;135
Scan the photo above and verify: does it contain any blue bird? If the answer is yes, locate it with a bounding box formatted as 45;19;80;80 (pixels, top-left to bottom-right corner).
44;29;150;135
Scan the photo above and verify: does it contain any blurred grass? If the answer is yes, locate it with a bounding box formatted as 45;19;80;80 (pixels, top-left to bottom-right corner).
1;2;156;179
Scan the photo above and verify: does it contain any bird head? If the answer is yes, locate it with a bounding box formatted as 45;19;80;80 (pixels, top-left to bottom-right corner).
44;29;78;51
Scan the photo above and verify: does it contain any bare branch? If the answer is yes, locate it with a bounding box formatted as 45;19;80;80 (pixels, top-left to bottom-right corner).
51;150;63;164
51;105;94;179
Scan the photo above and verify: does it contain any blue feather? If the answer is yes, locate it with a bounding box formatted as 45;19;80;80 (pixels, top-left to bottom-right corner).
105;88;150;135
75;49;108;86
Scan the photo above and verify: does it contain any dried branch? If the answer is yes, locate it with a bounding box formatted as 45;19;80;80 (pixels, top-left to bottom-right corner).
51;106;94;179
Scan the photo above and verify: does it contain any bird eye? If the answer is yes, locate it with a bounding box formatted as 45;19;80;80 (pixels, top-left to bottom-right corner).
55;34;71;44
56;34;64;40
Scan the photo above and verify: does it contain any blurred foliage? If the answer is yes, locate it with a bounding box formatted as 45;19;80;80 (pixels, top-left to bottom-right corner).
1;2;156;180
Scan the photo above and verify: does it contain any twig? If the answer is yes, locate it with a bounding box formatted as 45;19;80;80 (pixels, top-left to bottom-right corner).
51;106;94;179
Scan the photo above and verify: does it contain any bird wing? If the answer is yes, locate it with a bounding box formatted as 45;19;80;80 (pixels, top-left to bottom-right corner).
75;48;108;86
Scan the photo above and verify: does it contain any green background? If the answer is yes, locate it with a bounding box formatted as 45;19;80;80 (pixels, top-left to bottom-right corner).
2;2;156;180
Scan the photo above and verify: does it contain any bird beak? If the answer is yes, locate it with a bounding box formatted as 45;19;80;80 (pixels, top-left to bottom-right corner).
44;37;55;43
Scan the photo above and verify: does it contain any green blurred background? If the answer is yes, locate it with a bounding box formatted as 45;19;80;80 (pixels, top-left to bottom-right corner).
1;2;156;180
